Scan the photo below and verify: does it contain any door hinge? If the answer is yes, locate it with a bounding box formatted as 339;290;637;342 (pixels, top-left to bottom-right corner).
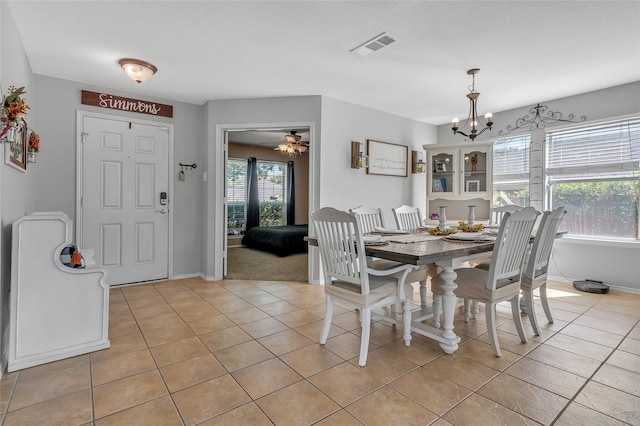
80;196;83;207
81;132;89;143
159;126;169;133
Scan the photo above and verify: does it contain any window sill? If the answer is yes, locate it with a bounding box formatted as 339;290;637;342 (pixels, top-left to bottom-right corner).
556;235;640;249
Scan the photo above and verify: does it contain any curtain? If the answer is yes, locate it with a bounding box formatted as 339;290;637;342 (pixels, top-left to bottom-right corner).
246;157;260;230
286;161;295;225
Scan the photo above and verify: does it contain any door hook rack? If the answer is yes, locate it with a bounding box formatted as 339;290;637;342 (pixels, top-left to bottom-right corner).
178;163;197;181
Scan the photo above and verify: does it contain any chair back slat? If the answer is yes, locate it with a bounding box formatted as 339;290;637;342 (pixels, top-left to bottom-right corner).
490;204;522;225
487;207;540;288
351;206;385;234
392;205;422;231
311;207;370;293
526;206;566;279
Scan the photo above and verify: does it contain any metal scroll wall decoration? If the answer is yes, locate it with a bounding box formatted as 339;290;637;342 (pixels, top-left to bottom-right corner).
499;103;586;136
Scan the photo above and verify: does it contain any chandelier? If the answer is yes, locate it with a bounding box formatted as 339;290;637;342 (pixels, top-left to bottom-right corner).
278;131;308;158
451;68;494;141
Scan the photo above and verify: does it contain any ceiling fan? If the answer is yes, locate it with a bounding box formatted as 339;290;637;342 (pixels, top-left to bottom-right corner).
276;131;309;157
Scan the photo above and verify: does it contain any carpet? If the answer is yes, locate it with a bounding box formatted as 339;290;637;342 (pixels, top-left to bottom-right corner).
226;247;308;282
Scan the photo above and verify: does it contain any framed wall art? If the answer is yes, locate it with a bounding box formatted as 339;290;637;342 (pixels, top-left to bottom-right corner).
366;139;408;177
5;119;27;172
466;179;480;192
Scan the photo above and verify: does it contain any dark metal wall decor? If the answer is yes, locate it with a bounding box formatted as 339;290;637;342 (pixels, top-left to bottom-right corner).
499;103;586;136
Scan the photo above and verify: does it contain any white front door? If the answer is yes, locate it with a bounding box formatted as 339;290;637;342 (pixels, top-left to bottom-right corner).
79;114;170;285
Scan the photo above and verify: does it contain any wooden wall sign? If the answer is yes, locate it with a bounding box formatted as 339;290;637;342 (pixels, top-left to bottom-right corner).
81;90;173;118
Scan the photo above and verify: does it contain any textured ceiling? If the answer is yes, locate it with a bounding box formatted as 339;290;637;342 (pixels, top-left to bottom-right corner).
6;0;640;130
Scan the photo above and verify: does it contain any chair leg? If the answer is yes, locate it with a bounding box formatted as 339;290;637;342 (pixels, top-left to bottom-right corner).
472;301;479;319
485;303;501;357
463;299;471;322
319;295;333;344
402;300;412;346
419;280;427;308
358;308;372;366
432;294;442;328
511;295;528;344
539;283;554;323
524;290;540;336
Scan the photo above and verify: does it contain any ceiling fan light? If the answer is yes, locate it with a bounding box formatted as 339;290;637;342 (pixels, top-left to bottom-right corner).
119;58;157;84
278;143;288;152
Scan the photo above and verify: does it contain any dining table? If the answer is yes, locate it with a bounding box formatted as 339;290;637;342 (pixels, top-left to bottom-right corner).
307;229;562;355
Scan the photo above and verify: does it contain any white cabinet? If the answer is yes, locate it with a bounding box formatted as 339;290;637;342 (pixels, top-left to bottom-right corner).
424;142;494;224
9;212;110;372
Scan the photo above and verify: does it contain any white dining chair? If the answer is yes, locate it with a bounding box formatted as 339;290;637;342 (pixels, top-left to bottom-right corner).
521;206;566;335
311;207;416;366
490;204;522;225
392;205;423;231
431;206;540;356
352;206;431;308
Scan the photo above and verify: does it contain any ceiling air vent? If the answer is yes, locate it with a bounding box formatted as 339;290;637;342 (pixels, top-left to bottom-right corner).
351;32;396;56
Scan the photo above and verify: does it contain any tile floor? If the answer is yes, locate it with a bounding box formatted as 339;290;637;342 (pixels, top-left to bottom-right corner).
1;277;639;425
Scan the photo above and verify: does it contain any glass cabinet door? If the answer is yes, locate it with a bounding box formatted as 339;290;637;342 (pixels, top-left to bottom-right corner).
461;149;488;194
431;152;454;194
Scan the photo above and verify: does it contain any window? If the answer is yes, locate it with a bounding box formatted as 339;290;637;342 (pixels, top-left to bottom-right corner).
226;158;288;234
546;118;640;239
493;135;530;207
227;158;247;234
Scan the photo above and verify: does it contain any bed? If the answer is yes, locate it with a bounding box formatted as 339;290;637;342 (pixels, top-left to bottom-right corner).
241;225;309;257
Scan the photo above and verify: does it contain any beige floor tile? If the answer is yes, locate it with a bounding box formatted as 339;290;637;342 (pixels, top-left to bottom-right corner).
606;349;640;373
160;353;227;392
124;294;167;310
257;329;314;355
352;347;419;384
130;302;174;320
544;332;614;362
327;310;362;331
185;314;236;336
173;374;251;425
560;323;625;348
231;358;302;399
142;322;196;347
1;380;15;413
256;381;340;425
554;402;628;426
444;393;539;426
211;298;254;313
455;339;522;371
275;309;322;328
314;409;362;425
90;332;148;363
225;306;271;325
121;285;161;301
91;349;157;386
287;294;326;309
573;311;636;335
279;344;344;377
93;370;168;419
574;381;640;425
135;312;186;333
525;343;602;378
240;317;290;339
323;331;374;361
94;395;182;426
108;311;141;338
591;364;640;396
422;353;499;390
213;340;274;372
478;374;569;425
149;336;209;367
3;389;92;426
391;368;472;415
618;336;640;356
309;362;383;406
474;328;540;356
170;300;221;323
295;319;347;343
199;402;273;426
346;386;438;425
9;362;91;411
504;357;587;399
199;326;253;352
256;299;301;316
242;292;283;307
629;326;640;340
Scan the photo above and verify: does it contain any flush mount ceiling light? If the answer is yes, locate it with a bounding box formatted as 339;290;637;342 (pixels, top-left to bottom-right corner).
451;68;494;141
119;58;157;84
350;32;396;56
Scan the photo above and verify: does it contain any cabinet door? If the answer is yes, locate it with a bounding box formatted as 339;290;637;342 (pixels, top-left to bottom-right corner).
460;148;490;195
429;150;455;194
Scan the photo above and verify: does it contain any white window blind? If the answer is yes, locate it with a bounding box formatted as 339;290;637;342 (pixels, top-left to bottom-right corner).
547;118;640;176
493;135;530;181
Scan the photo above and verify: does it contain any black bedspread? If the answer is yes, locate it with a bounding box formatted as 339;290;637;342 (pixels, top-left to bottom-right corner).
241;225;308;257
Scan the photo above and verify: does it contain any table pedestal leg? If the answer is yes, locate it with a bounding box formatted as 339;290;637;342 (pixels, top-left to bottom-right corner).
436;264;461;354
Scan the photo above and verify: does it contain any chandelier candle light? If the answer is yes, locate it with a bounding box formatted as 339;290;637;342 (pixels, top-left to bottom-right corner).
451;68;493;141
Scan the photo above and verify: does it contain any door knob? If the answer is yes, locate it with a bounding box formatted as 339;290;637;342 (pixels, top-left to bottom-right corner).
155;208;167;214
